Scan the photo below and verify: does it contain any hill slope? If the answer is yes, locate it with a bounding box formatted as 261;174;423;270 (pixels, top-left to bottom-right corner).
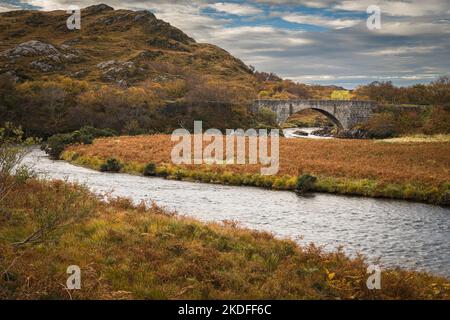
0;4;255;86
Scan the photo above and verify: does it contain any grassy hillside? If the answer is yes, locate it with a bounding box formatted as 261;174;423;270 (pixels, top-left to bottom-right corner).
0;4;255;87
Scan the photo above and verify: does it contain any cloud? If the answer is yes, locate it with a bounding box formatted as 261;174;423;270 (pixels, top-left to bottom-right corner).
376;21;450;36
335;0;450;17
281;13;361;29
360;46;441;56
255;0;450;17
208;2;263;16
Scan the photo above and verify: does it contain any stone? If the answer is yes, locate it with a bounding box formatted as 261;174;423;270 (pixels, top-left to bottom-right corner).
1;40;59;58
97;60;116;69
30;60;55;72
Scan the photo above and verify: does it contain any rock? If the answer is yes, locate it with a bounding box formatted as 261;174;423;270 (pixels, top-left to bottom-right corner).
97;60;116;69
292;130;309;136
1;40;59;58
311;126;335;137
30;61;55;72
336;129;370;139
71;70;88;78
97;60;146;83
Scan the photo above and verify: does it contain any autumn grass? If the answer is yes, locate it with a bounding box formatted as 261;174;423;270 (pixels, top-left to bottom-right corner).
1;179;449;300
63;135;450;205
381;134;450;143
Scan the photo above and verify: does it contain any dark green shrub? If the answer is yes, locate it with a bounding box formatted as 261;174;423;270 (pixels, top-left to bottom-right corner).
42;126;117;160
42;133;75;160
100;158;123;173
143;162;157;176
296;174;317;193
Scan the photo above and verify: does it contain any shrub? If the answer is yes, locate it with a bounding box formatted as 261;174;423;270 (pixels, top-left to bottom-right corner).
100;158;123;173
296;174;317;193
43;126;117;160
0;123;37;203
362;112;398;139
143;162;157;176
42;133;75;160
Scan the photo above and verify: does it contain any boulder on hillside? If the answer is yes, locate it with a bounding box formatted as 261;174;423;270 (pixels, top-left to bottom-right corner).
1;40;59;58
97;60;147;84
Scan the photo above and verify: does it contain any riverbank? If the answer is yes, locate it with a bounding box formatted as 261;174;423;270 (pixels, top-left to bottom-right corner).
1;179;449;299
62;135;450;205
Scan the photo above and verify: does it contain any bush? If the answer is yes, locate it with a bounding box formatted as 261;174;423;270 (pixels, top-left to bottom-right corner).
1;123;37;203
43;126;117;160
296;174;317;193
100;158;123;173
42;133;74;160
143;162;157;176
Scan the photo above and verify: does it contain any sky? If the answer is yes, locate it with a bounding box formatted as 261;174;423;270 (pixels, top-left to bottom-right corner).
1;0;450;88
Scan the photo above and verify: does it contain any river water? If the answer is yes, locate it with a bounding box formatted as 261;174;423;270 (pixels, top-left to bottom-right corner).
283;127;332;139
23;149;450;278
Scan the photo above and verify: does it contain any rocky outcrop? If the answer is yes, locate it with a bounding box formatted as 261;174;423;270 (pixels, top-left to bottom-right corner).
97;60;147;84
1;40;83;73
30;61;56;72
1;40;59;58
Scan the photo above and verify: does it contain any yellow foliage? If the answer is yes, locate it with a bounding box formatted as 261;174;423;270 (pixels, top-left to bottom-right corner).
331;90;352;100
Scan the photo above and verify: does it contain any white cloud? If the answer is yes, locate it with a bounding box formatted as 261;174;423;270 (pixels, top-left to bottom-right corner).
0;1;25;12
335;0;450;17
376;21;450;36
281;13;360;29
360;46;441;56
208;2;263;16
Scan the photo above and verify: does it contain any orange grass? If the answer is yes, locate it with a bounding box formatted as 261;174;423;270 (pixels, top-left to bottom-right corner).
65;135;450;187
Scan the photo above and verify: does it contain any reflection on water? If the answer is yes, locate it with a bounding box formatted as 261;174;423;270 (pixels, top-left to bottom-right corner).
24;149;450;278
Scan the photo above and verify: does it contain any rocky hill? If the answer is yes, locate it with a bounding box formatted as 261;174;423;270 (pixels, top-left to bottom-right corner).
0;4;255;86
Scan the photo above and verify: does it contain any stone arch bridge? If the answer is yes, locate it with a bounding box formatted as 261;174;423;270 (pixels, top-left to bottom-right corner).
252;100;377;130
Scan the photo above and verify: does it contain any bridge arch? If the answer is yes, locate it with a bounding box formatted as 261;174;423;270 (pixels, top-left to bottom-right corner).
296;108;344;130
252;99;376;130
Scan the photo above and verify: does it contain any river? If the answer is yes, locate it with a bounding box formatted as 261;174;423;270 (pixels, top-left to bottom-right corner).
23;149;450;278
283;127;332;139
